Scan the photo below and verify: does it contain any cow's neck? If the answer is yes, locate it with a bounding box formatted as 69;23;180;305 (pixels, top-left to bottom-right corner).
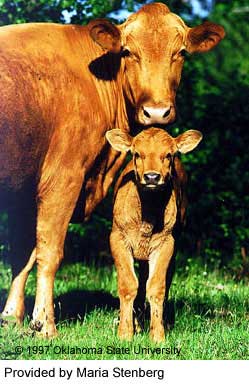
86;45;129;132
82;46;130;218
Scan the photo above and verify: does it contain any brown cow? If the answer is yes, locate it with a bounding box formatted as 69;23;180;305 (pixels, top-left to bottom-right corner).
0;3;224;337
106;128;202;342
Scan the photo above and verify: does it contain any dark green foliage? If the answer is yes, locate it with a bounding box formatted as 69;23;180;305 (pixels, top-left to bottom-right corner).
173;1;249;266
0;0;134;25
0;0;65;24
0;213;8;262
0;0;194;25
66;214;112;264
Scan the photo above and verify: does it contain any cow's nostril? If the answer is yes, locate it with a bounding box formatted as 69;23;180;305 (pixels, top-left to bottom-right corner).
143;108;151;118
141;105;172;123
144;172;161;184
163;107;171;118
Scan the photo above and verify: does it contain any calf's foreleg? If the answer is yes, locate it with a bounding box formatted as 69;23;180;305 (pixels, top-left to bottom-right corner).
147;235;174;342
110;231;138;340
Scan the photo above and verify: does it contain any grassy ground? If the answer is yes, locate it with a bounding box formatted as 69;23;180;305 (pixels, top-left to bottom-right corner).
0;258;248;360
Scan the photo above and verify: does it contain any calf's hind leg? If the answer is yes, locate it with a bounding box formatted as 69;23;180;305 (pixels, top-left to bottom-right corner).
110;231;138;340
134;260;148;332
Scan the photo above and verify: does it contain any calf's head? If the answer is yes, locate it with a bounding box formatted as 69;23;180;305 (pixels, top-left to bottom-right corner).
89;3;225;125
106;128;202;189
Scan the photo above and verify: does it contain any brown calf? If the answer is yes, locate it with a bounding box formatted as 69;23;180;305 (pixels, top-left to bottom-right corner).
106;128;202;342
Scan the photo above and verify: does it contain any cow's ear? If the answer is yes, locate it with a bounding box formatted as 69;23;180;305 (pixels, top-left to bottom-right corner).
186;21;225;53
89;19;121;53
106;129;132;152
176;130;203;154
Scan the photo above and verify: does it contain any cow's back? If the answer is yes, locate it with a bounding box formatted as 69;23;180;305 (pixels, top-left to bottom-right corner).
0;23;118;193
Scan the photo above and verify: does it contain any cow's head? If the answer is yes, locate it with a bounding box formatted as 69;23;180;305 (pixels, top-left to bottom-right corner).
106;128;202;189
89;2;225;126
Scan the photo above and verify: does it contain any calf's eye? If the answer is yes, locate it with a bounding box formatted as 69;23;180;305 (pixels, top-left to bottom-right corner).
165;153;172;160
179;49;187;58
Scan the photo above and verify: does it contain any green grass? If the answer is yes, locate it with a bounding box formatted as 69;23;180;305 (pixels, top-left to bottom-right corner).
0;259;248;360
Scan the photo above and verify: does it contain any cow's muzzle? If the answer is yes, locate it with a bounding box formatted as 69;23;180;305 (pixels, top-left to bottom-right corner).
137;104;175;125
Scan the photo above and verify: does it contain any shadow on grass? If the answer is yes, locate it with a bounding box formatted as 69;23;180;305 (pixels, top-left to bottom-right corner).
54;290;119;322
0;289;119;324
1;288;246;330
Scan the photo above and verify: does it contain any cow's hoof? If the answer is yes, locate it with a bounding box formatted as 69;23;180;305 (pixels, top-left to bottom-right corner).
29;320;58;338
0;317;9;327
30;319;43;332
0;314;17;327
22;329;36;338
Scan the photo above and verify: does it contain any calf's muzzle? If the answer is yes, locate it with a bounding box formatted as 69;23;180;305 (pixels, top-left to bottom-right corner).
143;172;161;186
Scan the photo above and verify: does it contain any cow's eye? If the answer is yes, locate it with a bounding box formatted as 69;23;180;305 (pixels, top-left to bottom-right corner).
172;49;186;62
122;48;140;62
121;48;131;57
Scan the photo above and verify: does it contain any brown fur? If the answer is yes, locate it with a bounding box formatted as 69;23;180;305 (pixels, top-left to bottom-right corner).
107;128;202;342
0;3;224;337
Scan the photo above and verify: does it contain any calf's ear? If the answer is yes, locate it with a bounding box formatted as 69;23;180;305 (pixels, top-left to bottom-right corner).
106;129;132;152
186;21;225;53
89;19;121;53
176;130;203;154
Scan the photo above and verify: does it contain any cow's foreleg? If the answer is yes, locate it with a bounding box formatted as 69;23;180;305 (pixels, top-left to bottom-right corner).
147;235;174;342
31;169;84;337
110;230;138;340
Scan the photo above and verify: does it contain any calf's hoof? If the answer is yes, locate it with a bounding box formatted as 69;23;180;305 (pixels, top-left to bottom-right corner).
30;320;58;338
118;327;134;341
150;328;165;343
